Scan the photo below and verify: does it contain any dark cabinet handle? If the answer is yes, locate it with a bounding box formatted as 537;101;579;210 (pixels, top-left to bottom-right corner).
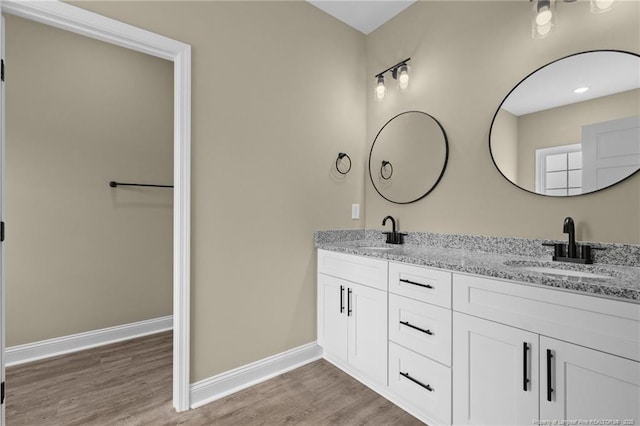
523;342;530;391
347;288;352;317
400;321;433;336
400;372;433;392
399;278;433;289
546;349;554;402
340;285;344;314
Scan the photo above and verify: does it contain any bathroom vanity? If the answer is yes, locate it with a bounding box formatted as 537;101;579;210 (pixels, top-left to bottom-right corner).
316;234;640;426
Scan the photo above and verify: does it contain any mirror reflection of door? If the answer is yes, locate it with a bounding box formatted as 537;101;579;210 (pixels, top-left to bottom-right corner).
582;116;640;193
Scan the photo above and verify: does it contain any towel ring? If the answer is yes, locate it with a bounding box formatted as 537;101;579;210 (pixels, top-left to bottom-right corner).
336;153;352;175
381;161;393;180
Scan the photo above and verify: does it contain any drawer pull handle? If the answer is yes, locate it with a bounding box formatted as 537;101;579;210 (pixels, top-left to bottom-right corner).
400;372;433;392
400;321;433;336
340;285;345;314
347;288;353;317
546;349;554;402
399;278;433;289
523;342;530;391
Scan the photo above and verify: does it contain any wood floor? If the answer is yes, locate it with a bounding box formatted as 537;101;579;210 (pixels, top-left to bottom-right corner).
6;332;424;425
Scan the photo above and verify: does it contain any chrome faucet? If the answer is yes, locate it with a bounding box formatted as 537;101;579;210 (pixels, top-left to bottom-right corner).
382;215;405;245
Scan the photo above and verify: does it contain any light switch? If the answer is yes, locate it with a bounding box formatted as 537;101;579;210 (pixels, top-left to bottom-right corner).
351;204;360;220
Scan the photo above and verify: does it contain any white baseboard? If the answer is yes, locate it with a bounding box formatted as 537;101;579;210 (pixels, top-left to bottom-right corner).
5;315;173;367
190;342;323;409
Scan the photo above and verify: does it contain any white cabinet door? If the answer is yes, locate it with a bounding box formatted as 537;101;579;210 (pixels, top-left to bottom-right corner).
348;282;388;386
389;293;452;366
389;342;452;425
318;274;348;363
541;336;640;424
453;312;539;425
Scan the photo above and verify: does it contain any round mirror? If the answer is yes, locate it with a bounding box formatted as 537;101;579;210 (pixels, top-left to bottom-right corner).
490;50;640;197
369;111;448;204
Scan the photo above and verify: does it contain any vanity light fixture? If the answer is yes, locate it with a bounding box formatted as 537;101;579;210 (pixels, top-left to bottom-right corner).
374;58;411;100
573;86;589;94
530;0;615;39
531;0;556;39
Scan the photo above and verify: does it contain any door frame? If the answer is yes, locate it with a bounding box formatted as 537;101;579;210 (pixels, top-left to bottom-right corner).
0;0;192;413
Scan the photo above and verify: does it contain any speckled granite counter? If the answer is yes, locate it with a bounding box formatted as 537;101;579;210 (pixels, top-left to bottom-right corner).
315;230;640;303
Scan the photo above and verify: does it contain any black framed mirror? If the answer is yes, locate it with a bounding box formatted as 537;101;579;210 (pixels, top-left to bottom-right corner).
369;111;449;204
489;50;640;197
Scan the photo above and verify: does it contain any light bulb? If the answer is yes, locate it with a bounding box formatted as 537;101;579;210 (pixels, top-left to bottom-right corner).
536;22;552;37
592;0;614;13
375;75;385;101
398;65;409;91
536;7;552;26
573;86;589;94
532;0;555;39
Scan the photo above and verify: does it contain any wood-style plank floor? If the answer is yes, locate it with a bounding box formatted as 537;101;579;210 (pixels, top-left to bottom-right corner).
6;331;424;425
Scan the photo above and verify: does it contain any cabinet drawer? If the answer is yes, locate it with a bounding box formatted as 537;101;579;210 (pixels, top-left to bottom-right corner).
318;249;388;291
389;342;452;425
389;262;452;308
389;293;452;366
453;273;640;362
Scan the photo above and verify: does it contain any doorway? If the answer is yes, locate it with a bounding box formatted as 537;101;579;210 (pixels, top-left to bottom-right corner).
0;2;192;422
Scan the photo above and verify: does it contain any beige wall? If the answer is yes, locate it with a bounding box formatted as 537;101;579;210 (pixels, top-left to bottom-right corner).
365;0;640;244
5;15;174;346
492;108;519;184
68;1;367;382
517;89;640;190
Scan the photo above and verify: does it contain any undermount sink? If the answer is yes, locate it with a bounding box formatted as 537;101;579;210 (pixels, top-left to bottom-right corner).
504;260;614;280
520;266;612;279
360;246;394;251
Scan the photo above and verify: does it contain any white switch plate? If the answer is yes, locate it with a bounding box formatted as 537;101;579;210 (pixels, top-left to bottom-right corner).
351;204;360;220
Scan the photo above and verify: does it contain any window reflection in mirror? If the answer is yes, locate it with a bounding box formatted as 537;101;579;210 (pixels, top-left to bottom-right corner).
490;50;640;196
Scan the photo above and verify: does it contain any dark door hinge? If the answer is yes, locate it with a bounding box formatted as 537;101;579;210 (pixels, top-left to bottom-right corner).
1;59;4;82
1;221;4;242
1;381;5;404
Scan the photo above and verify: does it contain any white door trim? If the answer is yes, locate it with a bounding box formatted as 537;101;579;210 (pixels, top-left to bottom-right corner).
0;0;192;412
0;14;5;426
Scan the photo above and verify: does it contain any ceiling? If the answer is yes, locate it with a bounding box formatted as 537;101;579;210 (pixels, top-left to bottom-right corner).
306;0;416;35
502;51;640;116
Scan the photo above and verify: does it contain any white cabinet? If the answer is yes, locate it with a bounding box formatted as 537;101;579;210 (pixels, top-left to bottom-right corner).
541;336;640;423
317;274;348;361
348;281;388;385
318;249;640;426
453;273;640;426
387;261;453;424
389;342;452;425
317;251;388;387
388;261;452;309
454;316;640;426
389;293;452;366
453;312;539;426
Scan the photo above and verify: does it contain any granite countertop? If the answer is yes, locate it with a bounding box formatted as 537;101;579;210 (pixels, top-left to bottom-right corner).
316;240;640;303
